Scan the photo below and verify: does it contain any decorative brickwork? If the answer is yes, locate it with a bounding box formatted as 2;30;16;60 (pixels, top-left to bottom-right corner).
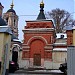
66;30;73;46
22;20;55;66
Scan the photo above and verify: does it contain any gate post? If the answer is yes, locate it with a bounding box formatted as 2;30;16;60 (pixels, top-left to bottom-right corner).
0;26;12;75
67;46;75;75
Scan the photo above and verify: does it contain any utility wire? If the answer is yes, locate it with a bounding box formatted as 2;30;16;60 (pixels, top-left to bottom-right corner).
3;14;38;17
19;15;37;16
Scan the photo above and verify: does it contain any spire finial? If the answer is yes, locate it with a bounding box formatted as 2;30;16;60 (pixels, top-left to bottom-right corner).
37;0;46;20
10;0;14;9
40;0;44;7
42;0;43;3
40;0;44;11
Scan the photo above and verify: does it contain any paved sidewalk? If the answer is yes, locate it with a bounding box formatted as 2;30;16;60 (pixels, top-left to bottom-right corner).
14;69;64;74
9;69;65;75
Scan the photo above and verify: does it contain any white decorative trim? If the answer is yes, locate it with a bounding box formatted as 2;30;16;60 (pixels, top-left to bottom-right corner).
53;48;67;51
13;44;20;47
27;36;48;45
45;50;52;51
22;44;28;46
54;43;67;46
22;46;30;48
22;50;29;51
44;46;53;49
25;19;53;22
11;44;21;51
0;26;8;27
22;28;54;32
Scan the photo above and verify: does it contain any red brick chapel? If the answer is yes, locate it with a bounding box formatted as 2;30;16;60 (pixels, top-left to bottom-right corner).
22;1;55;68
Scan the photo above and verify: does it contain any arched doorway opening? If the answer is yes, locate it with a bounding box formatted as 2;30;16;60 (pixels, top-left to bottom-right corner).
12;46;18;63
12;44;21;63
30;39;45;66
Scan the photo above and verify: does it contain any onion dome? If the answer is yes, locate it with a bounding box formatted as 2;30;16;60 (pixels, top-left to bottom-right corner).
0;16;7;26
7;9;16;14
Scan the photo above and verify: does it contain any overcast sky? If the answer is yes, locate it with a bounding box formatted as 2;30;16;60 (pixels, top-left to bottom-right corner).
0;0;74;41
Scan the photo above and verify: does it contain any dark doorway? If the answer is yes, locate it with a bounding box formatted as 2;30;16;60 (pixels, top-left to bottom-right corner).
34;54;41;66
12;51;18;63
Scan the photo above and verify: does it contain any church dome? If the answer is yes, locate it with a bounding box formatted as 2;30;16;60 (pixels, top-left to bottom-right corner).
0;16;7;26
7;1;16;14
7;8;16;14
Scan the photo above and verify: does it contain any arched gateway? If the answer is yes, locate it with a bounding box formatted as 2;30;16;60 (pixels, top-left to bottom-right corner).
22;0;54;69
29;37;46;67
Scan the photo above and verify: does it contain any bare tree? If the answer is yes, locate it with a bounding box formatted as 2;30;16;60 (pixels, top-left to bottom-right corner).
46;8;75;33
